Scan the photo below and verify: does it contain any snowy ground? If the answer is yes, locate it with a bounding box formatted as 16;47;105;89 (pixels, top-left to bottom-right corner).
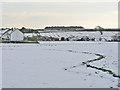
2;42;119;88
24;31;118;39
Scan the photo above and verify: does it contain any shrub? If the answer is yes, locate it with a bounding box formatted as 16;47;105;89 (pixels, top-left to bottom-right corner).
61;37;65;41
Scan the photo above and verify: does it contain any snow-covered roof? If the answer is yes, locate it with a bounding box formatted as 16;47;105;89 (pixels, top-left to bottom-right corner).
0;29;9;34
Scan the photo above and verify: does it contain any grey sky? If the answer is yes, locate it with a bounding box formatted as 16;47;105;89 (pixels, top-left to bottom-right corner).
2;2;118;29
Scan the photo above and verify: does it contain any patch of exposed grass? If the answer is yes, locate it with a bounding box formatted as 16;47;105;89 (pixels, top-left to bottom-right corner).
66;52;119;79
86;54;105;63
86;64;120;78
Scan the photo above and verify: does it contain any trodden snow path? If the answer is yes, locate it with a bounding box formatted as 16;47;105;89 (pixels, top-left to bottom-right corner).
2;42;119;88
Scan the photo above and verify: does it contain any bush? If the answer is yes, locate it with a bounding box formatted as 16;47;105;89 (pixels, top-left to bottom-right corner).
66;38;69;41
61;37;65;41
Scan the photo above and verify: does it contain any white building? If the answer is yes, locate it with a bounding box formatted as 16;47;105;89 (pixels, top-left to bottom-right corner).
1;28;24;41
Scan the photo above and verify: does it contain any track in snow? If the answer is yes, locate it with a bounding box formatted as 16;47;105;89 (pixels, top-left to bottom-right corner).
64;50;120;78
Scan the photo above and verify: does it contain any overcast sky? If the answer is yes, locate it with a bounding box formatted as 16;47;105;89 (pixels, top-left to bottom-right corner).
2;2;118;29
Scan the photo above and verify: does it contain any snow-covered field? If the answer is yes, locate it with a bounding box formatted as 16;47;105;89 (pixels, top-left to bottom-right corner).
24;31;119;39
2;42;119;88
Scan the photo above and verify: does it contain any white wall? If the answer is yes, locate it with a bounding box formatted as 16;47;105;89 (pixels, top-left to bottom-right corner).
11;30;24;41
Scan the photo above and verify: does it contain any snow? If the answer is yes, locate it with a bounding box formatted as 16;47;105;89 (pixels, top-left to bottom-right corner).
0;29;9;37
24;33;38;37
2;42;119;88
39;31;118;39
0;29;9;34
23;31;119;41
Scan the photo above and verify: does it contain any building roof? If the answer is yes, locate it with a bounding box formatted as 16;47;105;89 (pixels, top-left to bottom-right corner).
2;28;22;37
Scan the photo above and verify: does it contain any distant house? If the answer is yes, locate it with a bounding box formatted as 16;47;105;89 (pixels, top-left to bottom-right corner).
45;26;85;31
1;28;24;41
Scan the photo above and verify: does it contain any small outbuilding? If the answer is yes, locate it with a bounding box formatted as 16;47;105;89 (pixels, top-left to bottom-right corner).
1;28;24;41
